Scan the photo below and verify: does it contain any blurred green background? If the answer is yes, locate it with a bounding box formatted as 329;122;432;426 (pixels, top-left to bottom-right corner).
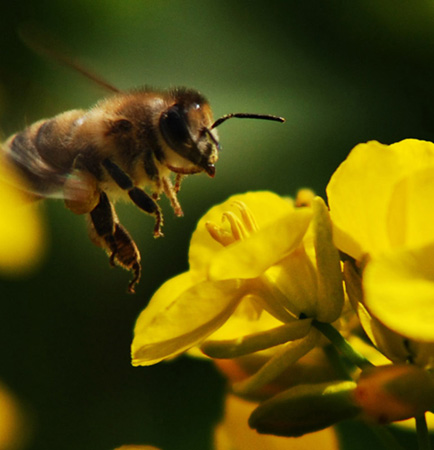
1;1;434;449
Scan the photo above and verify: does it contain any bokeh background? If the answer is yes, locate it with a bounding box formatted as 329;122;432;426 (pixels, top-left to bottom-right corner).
1;1;434;449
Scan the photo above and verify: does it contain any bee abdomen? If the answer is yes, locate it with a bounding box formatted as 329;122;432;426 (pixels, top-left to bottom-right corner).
7;126;65;194
5;109;103;195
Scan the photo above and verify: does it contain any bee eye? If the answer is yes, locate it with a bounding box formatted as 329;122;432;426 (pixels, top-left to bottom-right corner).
159;105;191;150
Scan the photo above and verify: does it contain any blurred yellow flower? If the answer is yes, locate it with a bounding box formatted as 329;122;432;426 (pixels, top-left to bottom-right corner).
132;191;344;381
327;139;434;360
0;150;45;275
114;446;161;450
214;394;339;450
0;381;29;450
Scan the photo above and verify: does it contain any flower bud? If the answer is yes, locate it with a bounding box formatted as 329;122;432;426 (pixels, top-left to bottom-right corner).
249;381;359;437
354;364;434;423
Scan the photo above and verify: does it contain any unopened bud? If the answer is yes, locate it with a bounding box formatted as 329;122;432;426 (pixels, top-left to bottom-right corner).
295;189;315;207
249;381;359;437
354;364;434;423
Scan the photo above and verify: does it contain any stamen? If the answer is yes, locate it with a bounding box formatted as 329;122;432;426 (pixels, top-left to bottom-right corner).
205;222;236;246
231;201;259;233
222;211;248;241
205;201;260;246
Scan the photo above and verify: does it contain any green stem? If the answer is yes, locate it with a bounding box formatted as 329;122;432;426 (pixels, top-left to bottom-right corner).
312;320;374;370
323;344;353;381
416;414;431;450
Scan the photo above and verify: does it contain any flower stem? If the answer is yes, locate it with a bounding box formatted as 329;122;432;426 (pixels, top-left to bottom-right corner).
416;414;431;450
312;320;374;370
323;344;353;381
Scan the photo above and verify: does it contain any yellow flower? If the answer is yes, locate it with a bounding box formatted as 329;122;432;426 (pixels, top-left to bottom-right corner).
327;139;434;260
0;150;45;275
114;446;161;450
132;191;344;382
0;381;29;450
214;394;339;450
327;139;434;359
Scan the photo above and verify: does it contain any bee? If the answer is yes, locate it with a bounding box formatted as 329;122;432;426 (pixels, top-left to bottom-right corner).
2;39;285;293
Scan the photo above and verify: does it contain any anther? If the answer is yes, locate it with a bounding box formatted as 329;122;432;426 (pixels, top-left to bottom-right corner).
222;211;247;241
205;222;236;246
231;201;259;233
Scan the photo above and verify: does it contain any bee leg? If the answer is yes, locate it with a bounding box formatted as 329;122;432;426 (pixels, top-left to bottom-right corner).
89;191;141;293
174;173;184;193
128;187;164;238
102;158;164;238
162;176;183;217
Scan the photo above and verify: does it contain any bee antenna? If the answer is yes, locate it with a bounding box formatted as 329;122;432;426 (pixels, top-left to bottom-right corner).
201;127;221;148
211;113;285;129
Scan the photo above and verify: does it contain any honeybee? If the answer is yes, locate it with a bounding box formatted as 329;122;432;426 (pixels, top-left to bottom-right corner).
2;44;284;293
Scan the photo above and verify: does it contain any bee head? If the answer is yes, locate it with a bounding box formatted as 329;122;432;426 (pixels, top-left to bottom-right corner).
159;88;285;177
159;92;219;177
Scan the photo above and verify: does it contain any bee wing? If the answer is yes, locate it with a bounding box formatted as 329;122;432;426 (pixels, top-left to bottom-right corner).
18;23;120;94
1;139;68;199
0;147;96;205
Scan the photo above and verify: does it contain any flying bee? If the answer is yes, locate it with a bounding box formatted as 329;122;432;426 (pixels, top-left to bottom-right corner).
2;39;285;293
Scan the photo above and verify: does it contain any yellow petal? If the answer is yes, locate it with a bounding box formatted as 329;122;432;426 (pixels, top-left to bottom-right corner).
209;208;313;280
187;297;281;360
356;301;410;364
262;248;318;319
387;166;434;248
327;139;434;259
364;243;434;341
189;191;294;276
201;319;312;359
312;197;344;323
233;330;318;395
131;273;246;366
205;297;282;341
0;155;45;274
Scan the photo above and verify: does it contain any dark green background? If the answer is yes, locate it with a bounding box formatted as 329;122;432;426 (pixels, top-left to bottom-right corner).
1;1;433;449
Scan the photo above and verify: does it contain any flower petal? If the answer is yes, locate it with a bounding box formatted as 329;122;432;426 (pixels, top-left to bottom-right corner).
356;301;410;364
312;197;344;323
364;243;434;342
327;139;434;259
209;208;313;280
189;191;294;277
204;297;282;340
262;249;318;319
201;319;312;359
233;329;318;395
132;273;246;366
387;166;434;248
